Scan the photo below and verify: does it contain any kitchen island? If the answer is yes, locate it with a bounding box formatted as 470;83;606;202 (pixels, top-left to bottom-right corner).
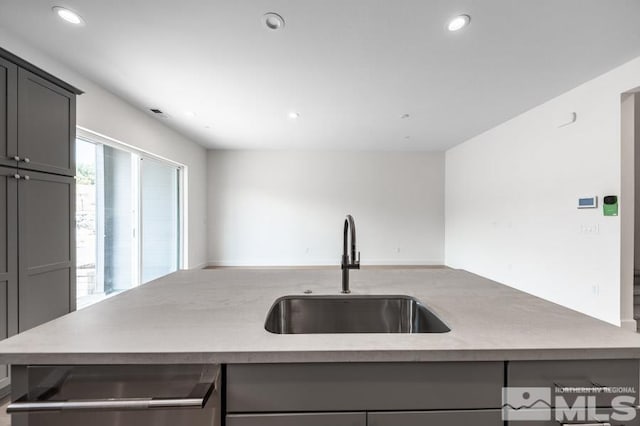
1;268;640;425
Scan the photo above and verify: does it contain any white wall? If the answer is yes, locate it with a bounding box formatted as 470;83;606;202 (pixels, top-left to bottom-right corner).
0;28;208;268
208;150;444;266
445;55;640;326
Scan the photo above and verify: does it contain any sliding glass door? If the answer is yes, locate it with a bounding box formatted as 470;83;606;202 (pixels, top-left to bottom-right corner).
76;140;99;307
141;157;180;283
75;138;182;308
103;145;138;295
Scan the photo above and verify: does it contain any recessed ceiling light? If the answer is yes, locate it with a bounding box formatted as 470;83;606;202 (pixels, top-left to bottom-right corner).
288;112;300;119
52;6;84;25
263;13;285;31
401;114;411;119
448;14;470;32
184;111;196;118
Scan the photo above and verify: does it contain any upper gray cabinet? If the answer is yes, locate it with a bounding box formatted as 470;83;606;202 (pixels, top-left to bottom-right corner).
17;68;75;176
0;58;17;169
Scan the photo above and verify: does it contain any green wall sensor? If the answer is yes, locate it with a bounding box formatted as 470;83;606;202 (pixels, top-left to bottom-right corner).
603;195;618;216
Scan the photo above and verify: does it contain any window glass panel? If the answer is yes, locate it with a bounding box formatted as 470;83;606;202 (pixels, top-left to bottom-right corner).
141;157;180;283
103;145;137;293
75;139;98;308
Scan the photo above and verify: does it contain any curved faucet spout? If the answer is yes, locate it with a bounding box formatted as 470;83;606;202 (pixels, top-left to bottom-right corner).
345;214;357;261
341;214;360;294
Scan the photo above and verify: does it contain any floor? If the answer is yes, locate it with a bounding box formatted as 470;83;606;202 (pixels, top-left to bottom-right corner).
0;397;9;426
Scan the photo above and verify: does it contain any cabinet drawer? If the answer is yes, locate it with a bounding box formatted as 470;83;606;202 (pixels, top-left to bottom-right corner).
507;409;639;425
227;412;365;426
368;409;501;425
508;360;639;408
227;362;503;412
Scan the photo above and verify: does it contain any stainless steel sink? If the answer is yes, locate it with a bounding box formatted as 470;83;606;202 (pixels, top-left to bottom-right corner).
264;295;450;334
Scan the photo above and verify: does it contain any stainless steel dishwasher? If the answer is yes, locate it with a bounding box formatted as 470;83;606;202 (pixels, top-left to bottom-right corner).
7;364;221;426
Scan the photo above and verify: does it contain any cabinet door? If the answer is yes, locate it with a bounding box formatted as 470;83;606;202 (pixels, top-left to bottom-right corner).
0;167;18;391
518;409;640;425
508;360;639;408
226;413;366;426
17;68;75;176
368;410;501;426
0;58;17;168
18;170;75;332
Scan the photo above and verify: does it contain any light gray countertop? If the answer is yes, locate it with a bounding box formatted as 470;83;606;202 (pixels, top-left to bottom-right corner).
1;268;640;364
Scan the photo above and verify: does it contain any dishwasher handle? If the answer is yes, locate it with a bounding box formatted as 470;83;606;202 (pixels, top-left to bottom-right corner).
7;381;216;413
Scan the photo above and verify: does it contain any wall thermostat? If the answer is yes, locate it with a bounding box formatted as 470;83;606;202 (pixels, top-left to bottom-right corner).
603;195;618;216
577;196;597;209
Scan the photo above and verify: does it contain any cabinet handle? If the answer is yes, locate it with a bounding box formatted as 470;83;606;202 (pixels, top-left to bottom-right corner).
23;157;30;163
13;174;21;180
23;175;30;180
13;156;20;161
7;378;216;413
7;395;212;412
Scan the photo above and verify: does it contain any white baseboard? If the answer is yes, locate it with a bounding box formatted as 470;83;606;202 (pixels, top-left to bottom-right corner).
188;262;210;270
205;259;445;268
620;318;638;331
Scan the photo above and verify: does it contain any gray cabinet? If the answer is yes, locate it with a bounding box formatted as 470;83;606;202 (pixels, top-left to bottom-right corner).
226;361;640;424
0;167;18;392
17;170;75;331
508;359;639;408
227;413;366;426
17;68;75;176
226;363;505;424
520;410;640;425
0;47;80;395
367;410;501;425
0;58;17;168
227;362;503;413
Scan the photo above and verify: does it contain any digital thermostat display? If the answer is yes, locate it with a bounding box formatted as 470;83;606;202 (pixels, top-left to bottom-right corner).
577;196;597;209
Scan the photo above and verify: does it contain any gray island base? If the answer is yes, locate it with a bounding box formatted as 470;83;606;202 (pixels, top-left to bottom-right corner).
1;268;640;425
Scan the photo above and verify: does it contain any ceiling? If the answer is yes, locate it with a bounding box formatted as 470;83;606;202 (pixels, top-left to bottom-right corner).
1;0;640;151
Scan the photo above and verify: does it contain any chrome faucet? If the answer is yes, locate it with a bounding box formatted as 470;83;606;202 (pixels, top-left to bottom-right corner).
341;214;360;293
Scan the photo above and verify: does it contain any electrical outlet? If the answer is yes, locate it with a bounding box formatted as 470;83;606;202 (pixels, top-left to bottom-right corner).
395;247;401;253
305;247;310;255
592;284;600;296
580;224;600;234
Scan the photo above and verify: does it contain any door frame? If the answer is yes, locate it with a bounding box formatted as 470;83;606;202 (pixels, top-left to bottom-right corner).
621;91;640;330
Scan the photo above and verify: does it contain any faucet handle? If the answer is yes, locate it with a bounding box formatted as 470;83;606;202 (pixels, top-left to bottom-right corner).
356;251;361;266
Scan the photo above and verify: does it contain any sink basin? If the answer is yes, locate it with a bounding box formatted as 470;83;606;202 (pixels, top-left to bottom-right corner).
264;295;450;334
